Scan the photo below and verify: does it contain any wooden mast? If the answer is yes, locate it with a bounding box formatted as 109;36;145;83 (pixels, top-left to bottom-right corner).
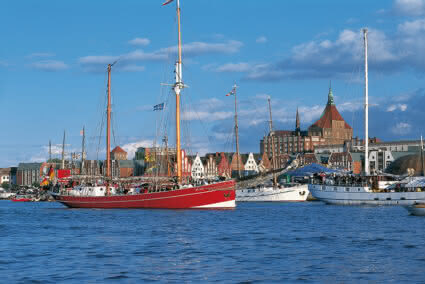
106;64;112;193
363;28;369;175
233;84;241;178
268;97;277;186
421;135;424;177
174;0;184;183
81;126;85;175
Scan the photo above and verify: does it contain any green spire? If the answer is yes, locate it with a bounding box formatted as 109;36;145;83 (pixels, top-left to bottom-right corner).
327;80;334;105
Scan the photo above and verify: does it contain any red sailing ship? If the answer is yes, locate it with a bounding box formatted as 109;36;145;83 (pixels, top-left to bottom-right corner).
51;0;236;209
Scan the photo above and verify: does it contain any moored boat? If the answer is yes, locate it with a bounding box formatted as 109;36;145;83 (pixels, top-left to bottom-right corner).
12;195;32;202
405;203;425;216
308;28;425;206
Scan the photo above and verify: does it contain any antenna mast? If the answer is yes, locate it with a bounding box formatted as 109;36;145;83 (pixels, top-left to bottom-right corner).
268;97;277;186
233;84;241;178
421;135;424;176
49;140;52;162
81;126;85;175
363;28;369;175
61;131;66;169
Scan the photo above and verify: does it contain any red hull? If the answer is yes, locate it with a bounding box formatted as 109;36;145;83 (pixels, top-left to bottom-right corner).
12;198;31;202
52;180;236;209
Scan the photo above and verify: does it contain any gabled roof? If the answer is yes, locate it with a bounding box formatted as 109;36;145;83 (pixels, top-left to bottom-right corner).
111;146;127;153
310;87;352;130
311;104;352;130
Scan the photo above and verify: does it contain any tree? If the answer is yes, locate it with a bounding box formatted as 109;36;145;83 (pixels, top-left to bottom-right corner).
1;182;9;190
32;182;40;188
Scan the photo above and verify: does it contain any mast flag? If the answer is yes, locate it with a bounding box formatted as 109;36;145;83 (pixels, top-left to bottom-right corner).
226;87;236;96
162;0;174;6
153;103;165;111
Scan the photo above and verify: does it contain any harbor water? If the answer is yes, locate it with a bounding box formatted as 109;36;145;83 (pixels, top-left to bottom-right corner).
1;200;424;283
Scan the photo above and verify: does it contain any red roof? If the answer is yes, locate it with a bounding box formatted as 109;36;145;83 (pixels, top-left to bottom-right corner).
311;104;352;130
111;146;127;153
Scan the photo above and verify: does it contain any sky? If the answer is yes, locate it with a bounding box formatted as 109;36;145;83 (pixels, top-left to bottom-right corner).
1;0;425;167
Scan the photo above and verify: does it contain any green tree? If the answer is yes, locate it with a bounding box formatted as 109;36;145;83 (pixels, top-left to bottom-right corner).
1;182;9;190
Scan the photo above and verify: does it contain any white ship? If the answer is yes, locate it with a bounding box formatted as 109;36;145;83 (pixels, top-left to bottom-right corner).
308;29;425;206
309;179;425;205
237;183;309;202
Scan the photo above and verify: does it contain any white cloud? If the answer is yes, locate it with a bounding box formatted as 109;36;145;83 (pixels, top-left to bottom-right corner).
182;110;232;121
393;0;425;16
122;140;153;159
31;60;68;72
128;37;151;46
79;40;243;72
256;36;267;43
391;122;412;134
159;40;243;56
387;103;408;111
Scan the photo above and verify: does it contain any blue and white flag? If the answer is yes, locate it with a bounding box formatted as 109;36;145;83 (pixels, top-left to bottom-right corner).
153;103;165;111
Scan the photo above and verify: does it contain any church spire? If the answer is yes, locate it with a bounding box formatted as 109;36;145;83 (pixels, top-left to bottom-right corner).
327;80;335;105
295;107;300;132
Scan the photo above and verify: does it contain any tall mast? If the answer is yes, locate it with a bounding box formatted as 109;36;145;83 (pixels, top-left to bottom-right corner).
106;64;112;182
363;28;369;175
268;97;277;186
81;126;85;175
421;135;424;176
174;0;184;183
61;130;66;169
49;140;52;162
233;84;241;178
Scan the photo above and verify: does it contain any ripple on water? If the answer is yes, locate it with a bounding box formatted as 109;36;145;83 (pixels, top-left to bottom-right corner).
0;201;423;282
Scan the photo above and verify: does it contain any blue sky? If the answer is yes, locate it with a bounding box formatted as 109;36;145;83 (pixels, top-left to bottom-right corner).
1;0;425;167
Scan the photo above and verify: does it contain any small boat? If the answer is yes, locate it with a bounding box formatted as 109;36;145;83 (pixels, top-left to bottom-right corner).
405;203;425;216
12;195;32;202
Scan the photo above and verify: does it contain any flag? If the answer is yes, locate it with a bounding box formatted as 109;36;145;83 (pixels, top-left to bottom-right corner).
153;103;165;111
80;129;84;136
162;0;174;6
48;166;55;180
226;87;236;97
40;178;49;186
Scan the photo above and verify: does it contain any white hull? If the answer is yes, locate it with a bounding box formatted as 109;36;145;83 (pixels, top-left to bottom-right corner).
192;200;236;208
0;192;15;199
236;184;309;202
309;184;425;205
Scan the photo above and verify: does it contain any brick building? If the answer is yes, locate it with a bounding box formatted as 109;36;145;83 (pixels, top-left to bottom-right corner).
111;146;127;160
308;87;353;145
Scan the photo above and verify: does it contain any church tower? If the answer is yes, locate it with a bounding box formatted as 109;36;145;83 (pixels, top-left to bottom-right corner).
308;85;353;145
295;107;301;135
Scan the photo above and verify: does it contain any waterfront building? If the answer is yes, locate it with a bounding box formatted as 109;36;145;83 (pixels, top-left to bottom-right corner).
308;87;353;145
191;154;205;180
204;154;218;179
243;153;260;175
0;168;11;184
17;163;42;186
111;146;127;160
